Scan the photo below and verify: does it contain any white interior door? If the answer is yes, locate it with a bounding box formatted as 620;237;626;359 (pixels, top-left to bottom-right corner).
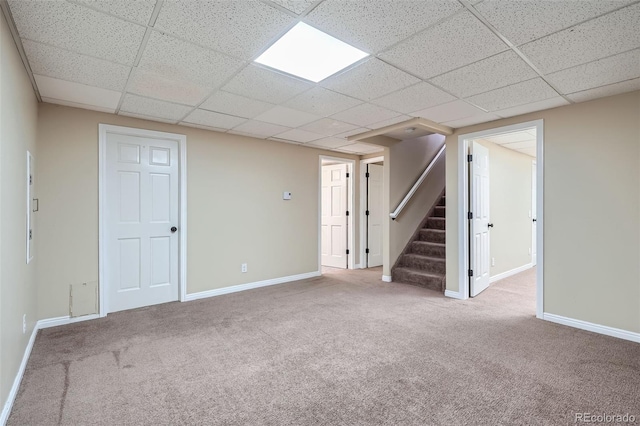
105;132;179;313
531;161;537;266
321;164;348;269
367;164;383;268
470;141;491;297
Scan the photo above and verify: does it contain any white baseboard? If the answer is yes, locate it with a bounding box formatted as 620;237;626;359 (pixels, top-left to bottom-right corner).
183;271;321;302
444;289;466;300
353;264;362;269
1;323;38;426
38;314;100;329
543;313;640;344
489;263;533;284
381;275;392;282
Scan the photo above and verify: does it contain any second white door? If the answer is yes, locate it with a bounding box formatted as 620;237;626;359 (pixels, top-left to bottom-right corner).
470;141;491;297
367;164;383;267
321;164;348;269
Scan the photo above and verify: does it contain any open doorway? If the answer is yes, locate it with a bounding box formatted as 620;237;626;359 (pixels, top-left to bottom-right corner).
457;120;543;318
360;156;384;268
319;156;355;270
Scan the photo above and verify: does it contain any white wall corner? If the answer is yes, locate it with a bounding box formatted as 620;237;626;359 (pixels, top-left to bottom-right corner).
382;275;392;282
543;313;640;344
444;289;466;300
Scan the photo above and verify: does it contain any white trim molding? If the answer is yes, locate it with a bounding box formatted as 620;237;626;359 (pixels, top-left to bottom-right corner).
38;314;101;329
444;289;465;299
183;271;321;302
543;313;640;344
382;275;392;282
359;156;384;269
489;263;534;284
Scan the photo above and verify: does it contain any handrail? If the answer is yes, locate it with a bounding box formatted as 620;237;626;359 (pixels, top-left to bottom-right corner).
390;144;446;220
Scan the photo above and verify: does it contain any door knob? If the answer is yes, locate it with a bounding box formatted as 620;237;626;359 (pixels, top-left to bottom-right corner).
171;226;178;233
488;223;494;228
532;218;537;222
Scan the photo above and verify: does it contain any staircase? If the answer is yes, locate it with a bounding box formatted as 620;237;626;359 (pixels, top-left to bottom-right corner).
392;192;446;292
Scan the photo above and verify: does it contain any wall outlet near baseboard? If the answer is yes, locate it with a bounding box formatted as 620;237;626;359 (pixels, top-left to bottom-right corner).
22;314;26;334
241;263;248;273
491;257;495;267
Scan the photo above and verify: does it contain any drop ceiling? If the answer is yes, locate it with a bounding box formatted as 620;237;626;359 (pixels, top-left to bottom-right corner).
477;129;537;157
3;0;639;155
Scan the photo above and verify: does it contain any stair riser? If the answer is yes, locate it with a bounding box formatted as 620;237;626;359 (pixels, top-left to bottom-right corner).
426;218;445;230
399;257;446;274
432;206;445;218
393;270;443;292
438;197;446;206
410;242;445;258
419;230;446;244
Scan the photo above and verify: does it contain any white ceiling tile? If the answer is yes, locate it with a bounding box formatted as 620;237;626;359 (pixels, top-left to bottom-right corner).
222;65;312;104
546;49;640;95
284;87;362;117
179;122;228;133
305;0;462;53
336;143;385;154
254;106;321;127
35;74;121;111
494;140;536;150
183;109;247;129
273;129;324;143
466;78;559;112
119;111;178;124
430;51;538;98
120;94;193;121
269;0;317;15
330;103;400;127
380;11;508;79
138;32;244;88
476;0;636;46
306;137;352;149
200;91;275;119
493;96;569;118
441;112;501;129
411;100;487;123
154;0;294;60
321;58;420;101
369;115;412;129
567;78;640;103
23;40;130;91
8;0;145;65
486;132;536;145
520;3;640;74
231;120;291;138
517;147;537;157
42;97;116;114
300;118;359;136
333;127;369;139
73;0;157;25
371;82;456;114
127;69;212;106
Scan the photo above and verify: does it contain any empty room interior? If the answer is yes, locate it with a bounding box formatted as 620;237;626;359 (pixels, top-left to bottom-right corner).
1;0;639;424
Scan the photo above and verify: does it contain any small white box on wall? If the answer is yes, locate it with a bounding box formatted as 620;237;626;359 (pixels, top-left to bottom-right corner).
283;191;292;200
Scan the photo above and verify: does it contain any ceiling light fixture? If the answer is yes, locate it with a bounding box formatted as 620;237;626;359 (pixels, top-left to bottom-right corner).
254;22;369;83
405;127;416;134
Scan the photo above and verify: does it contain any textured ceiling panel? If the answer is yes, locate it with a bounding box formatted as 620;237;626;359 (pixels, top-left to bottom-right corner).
567;78;640;103
411;100;486;123
431;51;538;98
182;109;247;129
138;32;244;88
73;0;157;25
120;94;192;120
337;143;384;154
35;74;122;112
300;118;359;136
305;0;462;53
520;3;640;74
8;0;145;65
442;112;501;129
119;111;178;124
330;103;400;127
200;91;275;119
546;49;640;95
127;69;212;106
273;128;324;143
476;0;636;46
322;58;419;101
284;87;362;117
154;0;294;60
493;96;569;118
466;78;559;112
254;106;321;127
380;11;508;79
231;120;292;138
23;40;130;91
222;65;312;104
269;0;317;15
369;115;412;130
306;137;352;149
371;82;455;114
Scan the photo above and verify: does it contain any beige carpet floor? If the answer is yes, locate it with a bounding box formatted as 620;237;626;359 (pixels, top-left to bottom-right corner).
8;267;640;425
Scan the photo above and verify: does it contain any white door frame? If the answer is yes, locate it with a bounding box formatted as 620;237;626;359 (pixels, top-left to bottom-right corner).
359;156;384;269
98;124;188;317
319;156;356;270
531;160;537;267
455;119;544;319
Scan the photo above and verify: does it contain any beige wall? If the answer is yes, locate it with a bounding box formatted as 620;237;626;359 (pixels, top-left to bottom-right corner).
0;12;39;410
385;134;446;276
446;91;640;333
36;103;360;319
476;139;534;277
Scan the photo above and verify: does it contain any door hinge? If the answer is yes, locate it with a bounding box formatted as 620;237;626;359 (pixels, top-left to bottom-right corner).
468;212;473;220
365;210;369;216
346;210;349;216
346;249;350;255
29;175;33;185
365;248;370;254
467;154;473;162
346;172;350;178
365;172;370;178
29;229;33;240
468;269;473;277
